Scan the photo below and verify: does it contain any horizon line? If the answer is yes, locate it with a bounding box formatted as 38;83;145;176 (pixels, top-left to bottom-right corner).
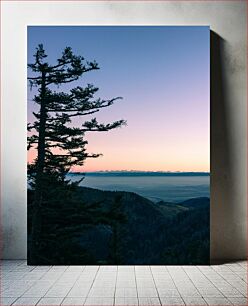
69;170;210;174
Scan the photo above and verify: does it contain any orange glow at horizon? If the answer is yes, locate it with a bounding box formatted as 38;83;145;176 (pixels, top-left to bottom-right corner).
28;109;210;173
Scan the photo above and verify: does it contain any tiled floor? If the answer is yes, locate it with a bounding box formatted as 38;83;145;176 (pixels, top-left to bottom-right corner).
1;260;247;306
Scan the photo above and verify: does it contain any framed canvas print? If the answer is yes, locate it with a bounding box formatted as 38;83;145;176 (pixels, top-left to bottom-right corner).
27;26;210;265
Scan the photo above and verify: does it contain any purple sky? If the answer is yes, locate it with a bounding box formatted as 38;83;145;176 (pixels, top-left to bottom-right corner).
28;26;210;172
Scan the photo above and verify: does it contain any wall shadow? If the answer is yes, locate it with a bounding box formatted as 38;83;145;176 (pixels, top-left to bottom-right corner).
210;31;243;264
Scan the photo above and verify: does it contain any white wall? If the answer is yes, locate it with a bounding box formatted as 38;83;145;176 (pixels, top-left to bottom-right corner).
1;1;247;261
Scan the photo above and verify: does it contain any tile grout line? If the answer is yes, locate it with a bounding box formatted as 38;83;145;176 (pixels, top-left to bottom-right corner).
134;266;139;306
9;297;19;306
9;265;46;302
21;276;58;300
17;266;72;304
202;266;247;298
83;266;100;306
166;267;186;306
195;265;228;305
207;266;247;298
180;266;233;306
60;265;86;305
25;266;62;298
113;266;118;306
182;265;207;304
149;266;162;306
11;265;65;306
232;269;247;283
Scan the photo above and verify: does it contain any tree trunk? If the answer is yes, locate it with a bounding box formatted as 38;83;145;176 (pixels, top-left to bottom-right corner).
29;71;47;264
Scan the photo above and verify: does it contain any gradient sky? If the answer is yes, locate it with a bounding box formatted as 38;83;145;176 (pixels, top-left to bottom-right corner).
28;26;210;172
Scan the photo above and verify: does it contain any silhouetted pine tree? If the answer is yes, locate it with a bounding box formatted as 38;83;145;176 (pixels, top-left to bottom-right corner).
27;45;126;263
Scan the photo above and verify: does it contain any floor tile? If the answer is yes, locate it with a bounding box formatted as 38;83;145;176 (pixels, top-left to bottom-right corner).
204;297;232;305
178;288;201;298
116;280;136;287
197;287;224;298
157;288;180;298
137;287;158;297
118;266;135;272
88;287;115;298
0;297;18;306
85;297;114;305
182;297;207;305
217;286;244;297
22;282;53;297
61;297;86;305
37;297;64;305
12;297;40;305
67;285;91;297
115;297;138;305
45;284;72;297
115;288;137;298
138;297;161;305
66;266;85;272
160;297;185;305
228;297;248;305
136;279;155;287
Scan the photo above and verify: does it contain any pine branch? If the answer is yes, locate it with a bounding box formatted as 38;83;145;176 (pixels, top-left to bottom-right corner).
47;97;122;113
28;76;42;80
82;118;127;132
46;109;100;121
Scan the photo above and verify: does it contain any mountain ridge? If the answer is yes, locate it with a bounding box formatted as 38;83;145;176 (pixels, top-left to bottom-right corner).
74;187;210;264
69;171;210;177
28;186;210;264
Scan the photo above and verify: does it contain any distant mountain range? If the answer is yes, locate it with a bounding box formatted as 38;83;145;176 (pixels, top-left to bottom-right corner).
69;171;210;177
